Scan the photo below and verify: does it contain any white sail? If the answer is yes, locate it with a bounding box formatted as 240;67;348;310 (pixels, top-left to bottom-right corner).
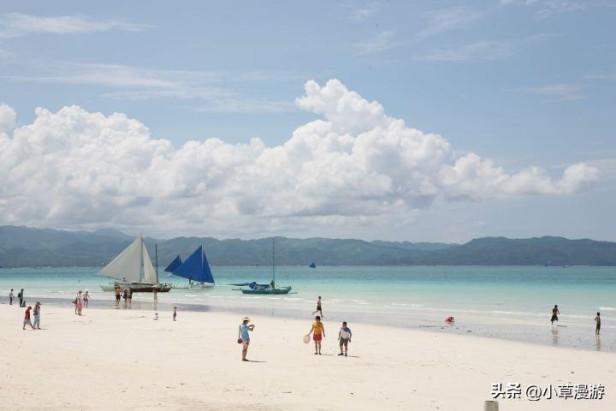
99;237;143;282
142;243;158;284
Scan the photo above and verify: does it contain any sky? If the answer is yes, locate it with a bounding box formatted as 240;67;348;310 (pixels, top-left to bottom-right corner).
0;0;615;242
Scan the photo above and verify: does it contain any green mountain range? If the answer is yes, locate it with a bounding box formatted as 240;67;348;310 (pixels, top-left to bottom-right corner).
1;225;615;267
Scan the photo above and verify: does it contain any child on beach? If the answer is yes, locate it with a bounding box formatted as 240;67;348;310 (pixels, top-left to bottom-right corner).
238;317;255;361
595;312;601;335
23;305;34;330
33;302;41;329
307;316;325;355
312;296;323;318
551;305;560;325
338;321;352;356
173;307;177;321
9;289;14;305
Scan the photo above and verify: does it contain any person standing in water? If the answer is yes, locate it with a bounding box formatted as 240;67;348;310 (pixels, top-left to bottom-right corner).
238;317;255;361
83;290;90;308
9;289;14;305
23;305;34;330
307;316;325;355
32;302;41;329
312;296;323;318
551;305;560;325
595;312;601;335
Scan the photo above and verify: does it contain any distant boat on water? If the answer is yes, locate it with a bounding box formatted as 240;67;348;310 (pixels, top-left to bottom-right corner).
99;237;171;293
166;245;215;289
240;239;292;295
309;262;317;268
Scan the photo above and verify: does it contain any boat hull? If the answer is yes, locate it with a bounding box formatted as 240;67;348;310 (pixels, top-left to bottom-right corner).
100;282;172;293
240;286;292;295
172;282;215;290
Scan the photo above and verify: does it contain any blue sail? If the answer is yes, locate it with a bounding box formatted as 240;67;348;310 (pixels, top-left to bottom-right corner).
164;256;182;273
172;245;215;284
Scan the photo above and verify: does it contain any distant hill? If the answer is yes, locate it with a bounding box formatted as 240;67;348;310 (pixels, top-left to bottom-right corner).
1;225;616;267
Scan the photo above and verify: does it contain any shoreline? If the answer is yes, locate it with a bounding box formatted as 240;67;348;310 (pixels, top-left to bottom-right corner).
7;293;612;354
2;304;615;411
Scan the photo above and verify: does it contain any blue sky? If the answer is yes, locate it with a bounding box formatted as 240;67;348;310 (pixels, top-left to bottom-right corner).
0;0;615;241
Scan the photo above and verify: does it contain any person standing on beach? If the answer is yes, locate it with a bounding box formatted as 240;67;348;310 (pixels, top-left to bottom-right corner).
23;305;34;330
307;316;325;355
83;290;90;308
9;289;14;305
18;289;24;307
238;317;255;361
122;289;128;308
127;289;133;308
595;312;601;335
32;302;41;329
551;305;560;325
312;296;323;318
76;292;83;316
338;321;352;356
173;306;177;321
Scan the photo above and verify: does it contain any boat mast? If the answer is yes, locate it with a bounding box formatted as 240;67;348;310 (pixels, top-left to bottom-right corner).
139;236;144;283
155;243;159;284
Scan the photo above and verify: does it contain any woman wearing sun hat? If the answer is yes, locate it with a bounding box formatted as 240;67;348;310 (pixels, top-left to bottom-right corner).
237;316;255;361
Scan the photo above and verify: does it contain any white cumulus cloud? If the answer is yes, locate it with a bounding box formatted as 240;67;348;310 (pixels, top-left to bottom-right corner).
0;79;599;237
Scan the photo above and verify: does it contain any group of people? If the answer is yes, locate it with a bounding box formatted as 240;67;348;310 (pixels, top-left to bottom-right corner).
237;296;353;361
8;288;26;307
550;304;602;335
72;290;90;316
114;286;133;308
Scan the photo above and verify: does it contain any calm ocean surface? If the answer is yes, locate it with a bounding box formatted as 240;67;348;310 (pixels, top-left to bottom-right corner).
1;265;615;352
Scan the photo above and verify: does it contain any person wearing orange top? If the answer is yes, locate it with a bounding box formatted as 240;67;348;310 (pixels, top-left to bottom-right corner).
307;316;325;355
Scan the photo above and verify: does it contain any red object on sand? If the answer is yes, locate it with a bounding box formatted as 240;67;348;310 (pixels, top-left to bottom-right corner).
445;316;455;323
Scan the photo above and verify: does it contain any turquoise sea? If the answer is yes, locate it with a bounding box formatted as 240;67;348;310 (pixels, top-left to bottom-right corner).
1;265;614;352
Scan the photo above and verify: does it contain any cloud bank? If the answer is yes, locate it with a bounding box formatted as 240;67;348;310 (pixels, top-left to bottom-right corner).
0;80;598;237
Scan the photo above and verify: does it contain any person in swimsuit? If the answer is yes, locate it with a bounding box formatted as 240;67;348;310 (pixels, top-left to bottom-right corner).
551;305;560;325
307;316;325;355
595;312;601;335
312;296;323;318
83;290;90;308
338;321;352;356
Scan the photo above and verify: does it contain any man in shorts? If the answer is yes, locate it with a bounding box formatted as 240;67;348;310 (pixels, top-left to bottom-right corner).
338;321;352;356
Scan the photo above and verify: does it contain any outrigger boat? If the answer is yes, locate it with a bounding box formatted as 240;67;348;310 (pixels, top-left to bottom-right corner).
240;239;291;295
98;237;171;293
166;245;215;289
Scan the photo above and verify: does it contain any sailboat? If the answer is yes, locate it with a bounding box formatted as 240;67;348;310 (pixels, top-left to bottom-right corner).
240;239;291;295
168;245;215;289
98;237;171;293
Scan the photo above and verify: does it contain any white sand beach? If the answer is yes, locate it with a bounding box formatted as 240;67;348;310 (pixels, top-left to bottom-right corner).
1;304;614;411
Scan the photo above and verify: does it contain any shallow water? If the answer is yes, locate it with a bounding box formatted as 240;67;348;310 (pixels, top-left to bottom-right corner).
1;265;614;352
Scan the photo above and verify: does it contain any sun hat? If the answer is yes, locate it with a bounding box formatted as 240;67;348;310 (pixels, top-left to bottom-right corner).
242;316;250;322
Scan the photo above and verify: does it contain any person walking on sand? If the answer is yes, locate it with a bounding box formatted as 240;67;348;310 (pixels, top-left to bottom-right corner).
9;288;14;305
23;305;34;330
338;321;352;357
551;305;560;325
76;292;83;316
595;312;601;335
173;306;177;321
312;296;323;318
238;316;255;361
307;316;325;355
33;302;41;329
83;290;90;308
